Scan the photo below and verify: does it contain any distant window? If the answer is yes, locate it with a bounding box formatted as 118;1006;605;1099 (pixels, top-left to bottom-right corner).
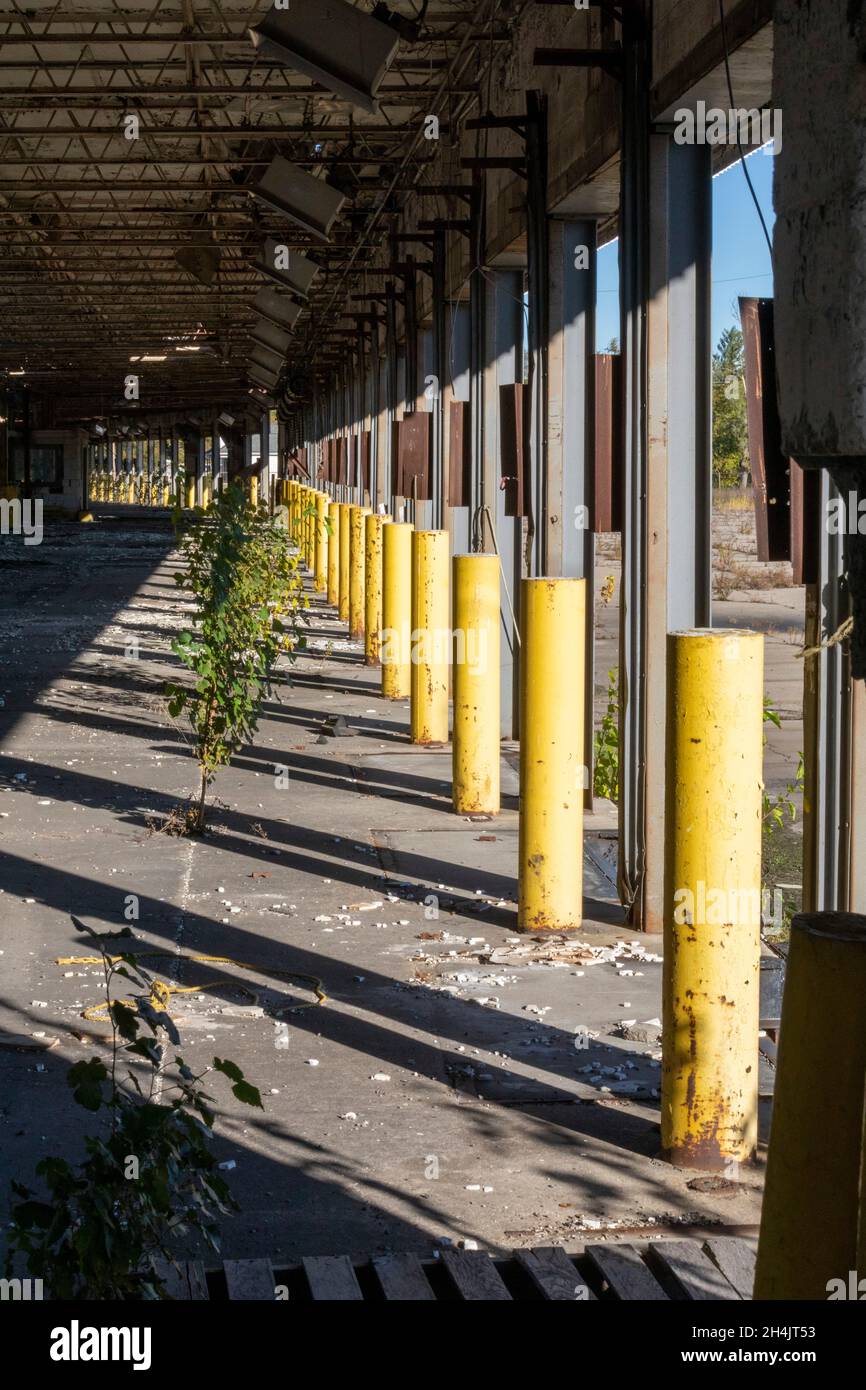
10;443;64;489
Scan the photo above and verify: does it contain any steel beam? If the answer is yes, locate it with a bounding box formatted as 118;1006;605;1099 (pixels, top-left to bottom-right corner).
483;269;524;740
446;300;471;555
547;217;597;809
618;7;651;927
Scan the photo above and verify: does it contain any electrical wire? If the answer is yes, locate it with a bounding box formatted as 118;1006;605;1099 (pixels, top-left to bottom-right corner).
718;0;774;260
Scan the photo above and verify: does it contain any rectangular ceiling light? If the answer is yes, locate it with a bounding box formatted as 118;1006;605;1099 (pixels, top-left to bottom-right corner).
252;239;319;300
253;287;302;334
248;364;280;393
249;0;399;116
250;343;284;377
250;156;346;242
251;318;293;359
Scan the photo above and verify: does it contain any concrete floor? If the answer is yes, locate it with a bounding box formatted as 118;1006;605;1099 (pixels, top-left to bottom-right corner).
0;518;767;1263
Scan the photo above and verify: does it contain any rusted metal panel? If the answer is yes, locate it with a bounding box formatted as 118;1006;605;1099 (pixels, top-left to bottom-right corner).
448;400;471;508
336;435;348;486
288;445;309;480
593;353;622;533
397;412;432;501
499;383;528;518
740;297;791;563
360;430;371;492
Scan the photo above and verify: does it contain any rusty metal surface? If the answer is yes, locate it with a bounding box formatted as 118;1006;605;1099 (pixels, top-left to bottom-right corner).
448;399;471;508
593;353;622;533
740;297;791;563
397;413;433;501
499;382;528;518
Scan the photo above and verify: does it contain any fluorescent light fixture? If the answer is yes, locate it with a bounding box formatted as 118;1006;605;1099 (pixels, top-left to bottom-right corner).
251;318;293;359
252;238;319;299
8;368;25;376
249;0;399;116
140;354;168;363
249;343;283;376
218;412;236;428
175;345;203;353
250;156;346;242
253;286;302;334
248;369;279;397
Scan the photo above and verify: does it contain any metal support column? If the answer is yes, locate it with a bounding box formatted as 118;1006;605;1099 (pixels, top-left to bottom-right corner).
448;300;472;555
483;268;524;740
547;217;597;807
619;26;713;930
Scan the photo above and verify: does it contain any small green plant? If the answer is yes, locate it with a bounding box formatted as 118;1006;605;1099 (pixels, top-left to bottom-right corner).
761;694;804;837
6;923;262;1300
593;668;619;803
167;482;306;830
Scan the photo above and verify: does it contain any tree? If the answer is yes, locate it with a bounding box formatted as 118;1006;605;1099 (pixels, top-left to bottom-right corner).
712;326;750;487
166;483;306;831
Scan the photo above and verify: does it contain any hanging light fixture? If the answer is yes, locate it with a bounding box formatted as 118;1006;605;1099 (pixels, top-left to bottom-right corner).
248;0;399;116
251;239;319;299
253;287;302;334
250;156;346;242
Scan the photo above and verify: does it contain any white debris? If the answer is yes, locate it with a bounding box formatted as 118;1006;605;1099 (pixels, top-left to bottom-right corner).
370;1072;391;1082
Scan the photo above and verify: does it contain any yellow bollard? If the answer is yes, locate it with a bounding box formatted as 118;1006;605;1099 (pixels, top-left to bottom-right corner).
349;505;372;638
185;473;196;509
315;493;329;593
518;578;585;932
337;502;351;622
174;477;183;509
328;502;341;608
381;522;413;699
754;912;866;1299
410;530;450;744
662;629;763;1170
249;475;259;509
201;475;211;511
308;492;319;571
452;554;501;815
364;514;391;665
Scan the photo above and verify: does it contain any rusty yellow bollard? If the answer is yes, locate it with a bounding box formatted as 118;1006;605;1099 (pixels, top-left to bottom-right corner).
662;629;764;1170
185;473;196;509
249;474;259;509
315;493;329;594
410;530;450;744
382;522;413;698
452;554;501;815
327;501;341;608
518;578;585;932
349;505;372;638
337;502;351;622
753;912;866;1299
364;514;391;664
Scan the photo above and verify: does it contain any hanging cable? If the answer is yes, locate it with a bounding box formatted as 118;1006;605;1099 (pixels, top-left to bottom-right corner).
718;0;774;260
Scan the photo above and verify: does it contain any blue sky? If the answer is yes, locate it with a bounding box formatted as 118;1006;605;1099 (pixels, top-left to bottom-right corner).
595;148;775;353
